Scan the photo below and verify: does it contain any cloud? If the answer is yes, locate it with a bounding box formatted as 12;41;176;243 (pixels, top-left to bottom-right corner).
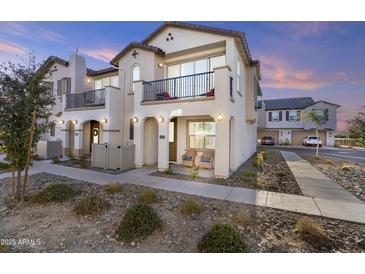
81;48;119;63
1;22;33;39
38;28;71;44
286;22;331;39
259;55;349;90
0;40;26;54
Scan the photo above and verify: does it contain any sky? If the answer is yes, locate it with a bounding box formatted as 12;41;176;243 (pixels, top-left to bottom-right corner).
0;21;364;132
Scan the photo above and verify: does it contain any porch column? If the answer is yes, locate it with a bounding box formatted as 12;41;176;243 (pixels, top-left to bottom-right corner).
73;128;83;158
134;118;144;168
157;116;169;171
214;116;230;178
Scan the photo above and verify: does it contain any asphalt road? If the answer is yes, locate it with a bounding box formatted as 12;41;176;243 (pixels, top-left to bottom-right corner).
265;145;365;164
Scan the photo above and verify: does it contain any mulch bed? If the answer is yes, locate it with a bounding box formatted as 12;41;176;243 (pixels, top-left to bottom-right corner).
0;173;364;253
153;149;302;195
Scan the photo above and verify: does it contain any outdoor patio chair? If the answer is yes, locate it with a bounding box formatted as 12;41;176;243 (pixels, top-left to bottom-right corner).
196;150;215;169
182;149;197;167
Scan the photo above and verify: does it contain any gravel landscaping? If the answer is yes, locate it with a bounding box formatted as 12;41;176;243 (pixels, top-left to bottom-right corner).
299;154;365;202
153;149;302;195
1;172;364;252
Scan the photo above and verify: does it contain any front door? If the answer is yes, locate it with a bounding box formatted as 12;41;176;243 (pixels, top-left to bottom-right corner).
169;118;177;162
90;121;100;152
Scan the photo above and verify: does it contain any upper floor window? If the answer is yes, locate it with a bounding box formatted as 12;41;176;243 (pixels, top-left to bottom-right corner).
94;75;119;90
57;77;71;96
270;111;281;122
132;65;140;92
289;111;298;121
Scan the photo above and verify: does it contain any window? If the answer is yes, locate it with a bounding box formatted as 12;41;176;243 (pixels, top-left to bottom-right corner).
271;111;280;121
50;123;56;137
132;65;140;92
237;61;240;92
289;111;297;121
57;78;70;96
94;75;119;90
188;121;216;150
129;118;134;140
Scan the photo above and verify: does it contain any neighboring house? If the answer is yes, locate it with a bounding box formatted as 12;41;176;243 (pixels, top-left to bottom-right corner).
257;97;340;146
40;21;262;178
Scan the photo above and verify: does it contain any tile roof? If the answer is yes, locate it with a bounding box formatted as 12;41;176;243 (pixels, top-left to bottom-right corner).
258;97;316;110
110;42;165;66
38;56;69;74
87;67;118;76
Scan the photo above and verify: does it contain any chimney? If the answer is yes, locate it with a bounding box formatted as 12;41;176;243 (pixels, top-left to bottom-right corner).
69;53;88;93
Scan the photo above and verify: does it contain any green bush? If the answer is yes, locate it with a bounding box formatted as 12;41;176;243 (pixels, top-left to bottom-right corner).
104;182;123;194
0;162;11;171
198;224;247;253
73;195;110;216
32;184;80;204
115;204;161;243
52;157;61;164
242;171;257;177
254;153;264;168
164;168;174;175
295;217;332;249
268;181;279;192
0;243;8;253
181;198;202;216
138;189;157;204
189;168;199;179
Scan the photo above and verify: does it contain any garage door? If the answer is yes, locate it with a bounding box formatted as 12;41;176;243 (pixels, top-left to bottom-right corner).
257;130;279;144
292;131;326;145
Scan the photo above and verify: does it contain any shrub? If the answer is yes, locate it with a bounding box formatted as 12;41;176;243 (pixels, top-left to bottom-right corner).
0;162;11;171
253;177;263;189
259;150;267;160
268;181;279;192
32;184;80;204
104;182;123;194
232;212;255;227
138;189;157;204
198;224;247;253
254;153;264;168
181;198;202;216
242;171;257;177
314;156;321;160
0;243;8;253
295;217;332;249
52;157;61;164
189;168;199;179
340;164;352;171
324;159;333;165
164;168;174;175
73;195;110;216
115;204;161;243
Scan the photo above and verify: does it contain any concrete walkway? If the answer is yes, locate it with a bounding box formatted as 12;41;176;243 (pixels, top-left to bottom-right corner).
281;151;361;203
1;159;365;224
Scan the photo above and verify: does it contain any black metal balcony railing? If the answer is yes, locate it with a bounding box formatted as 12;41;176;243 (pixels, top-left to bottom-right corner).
66;89;105;109
143;71;214;102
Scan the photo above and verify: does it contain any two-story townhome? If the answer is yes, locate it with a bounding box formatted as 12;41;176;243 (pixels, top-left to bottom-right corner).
40;22;262;178
110;22;261;178
39;54;121;157
257;97;340;146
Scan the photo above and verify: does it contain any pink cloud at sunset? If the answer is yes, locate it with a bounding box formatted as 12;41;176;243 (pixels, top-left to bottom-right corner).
81;48;119;63
0;40;26;55
259;55;349;90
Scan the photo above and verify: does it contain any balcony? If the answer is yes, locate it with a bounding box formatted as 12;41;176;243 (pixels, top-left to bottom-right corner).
65;89;105;109
143;71;215;102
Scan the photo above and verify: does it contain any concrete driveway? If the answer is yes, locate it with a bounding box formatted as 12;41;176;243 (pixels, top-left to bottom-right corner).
265;145;365;164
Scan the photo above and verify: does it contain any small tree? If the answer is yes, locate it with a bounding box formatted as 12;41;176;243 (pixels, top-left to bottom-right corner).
0;54;55;202
303;110;327;157
348;106;365;147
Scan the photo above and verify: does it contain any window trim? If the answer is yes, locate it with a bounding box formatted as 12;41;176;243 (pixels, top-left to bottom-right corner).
288;111;298;122
271;111;280;122
132;64;140;92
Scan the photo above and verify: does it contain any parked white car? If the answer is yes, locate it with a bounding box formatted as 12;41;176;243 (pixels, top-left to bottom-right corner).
302;136;322;147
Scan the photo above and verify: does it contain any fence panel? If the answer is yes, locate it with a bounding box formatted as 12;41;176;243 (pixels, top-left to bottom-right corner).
91;144;135;171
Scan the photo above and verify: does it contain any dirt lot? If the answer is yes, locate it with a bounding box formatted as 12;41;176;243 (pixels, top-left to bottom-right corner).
0;173;364;253
153;149;302;195
299;154;365;202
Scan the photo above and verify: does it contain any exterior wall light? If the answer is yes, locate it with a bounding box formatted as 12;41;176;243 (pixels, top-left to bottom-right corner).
157;116;164;123
101;118;108;124
72;119;78;125
59;120;65;125
132;117;138;123
87;79;91;83
158;63;163;68
217;113;223;121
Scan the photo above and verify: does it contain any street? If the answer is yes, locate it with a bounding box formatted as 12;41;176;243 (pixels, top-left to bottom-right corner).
266;145;365;164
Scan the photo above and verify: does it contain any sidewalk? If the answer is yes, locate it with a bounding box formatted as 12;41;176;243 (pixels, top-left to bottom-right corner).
1;160;365;224
281;151;361;203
